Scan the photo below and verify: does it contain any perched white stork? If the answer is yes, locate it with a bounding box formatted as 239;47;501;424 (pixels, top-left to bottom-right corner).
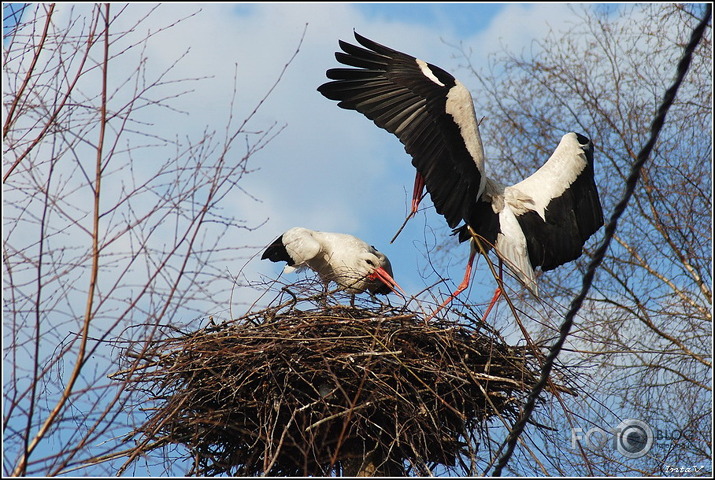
317;32;604;318
261;227;405;299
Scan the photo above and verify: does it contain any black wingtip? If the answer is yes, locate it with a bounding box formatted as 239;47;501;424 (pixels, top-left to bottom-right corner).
261;235;293;265
574;132;590;146
351;30;401;57
337;39;353;54
573;132;594;161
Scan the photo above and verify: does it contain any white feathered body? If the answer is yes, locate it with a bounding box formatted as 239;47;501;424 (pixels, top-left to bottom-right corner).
262;227;396;294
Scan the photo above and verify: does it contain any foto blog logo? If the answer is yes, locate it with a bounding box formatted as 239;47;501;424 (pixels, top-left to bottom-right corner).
571;419;654;459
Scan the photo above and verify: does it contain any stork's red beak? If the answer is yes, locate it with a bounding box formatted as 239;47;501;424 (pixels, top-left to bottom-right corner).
370;267;407;296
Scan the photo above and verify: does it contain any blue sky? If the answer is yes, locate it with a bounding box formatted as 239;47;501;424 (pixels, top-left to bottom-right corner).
356;2;504;36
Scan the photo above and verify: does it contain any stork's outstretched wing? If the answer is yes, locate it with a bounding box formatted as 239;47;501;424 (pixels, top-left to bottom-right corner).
318;32;486;228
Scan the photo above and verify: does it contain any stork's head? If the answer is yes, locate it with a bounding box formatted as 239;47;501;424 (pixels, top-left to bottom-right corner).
361;247;405;296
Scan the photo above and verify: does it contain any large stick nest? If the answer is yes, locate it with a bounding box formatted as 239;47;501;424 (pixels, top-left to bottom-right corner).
118;288;562;476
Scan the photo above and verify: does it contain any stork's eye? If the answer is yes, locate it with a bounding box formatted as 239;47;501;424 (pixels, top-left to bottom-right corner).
366;259;375;266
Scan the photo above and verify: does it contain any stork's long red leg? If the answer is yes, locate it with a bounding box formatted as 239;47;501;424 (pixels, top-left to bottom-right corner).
425;245;507;323
481;286;502;322
481;260;504;322
425;243;477;321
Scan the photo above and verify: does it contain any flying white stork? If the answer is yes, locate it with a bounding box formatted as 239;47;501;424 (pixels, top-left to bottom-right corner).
317;32;604;318
261;227;405;301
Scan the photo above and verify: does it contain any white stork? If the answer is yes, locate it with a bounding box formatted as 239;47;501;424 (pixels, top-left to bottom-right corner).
317;32;604;318
261;227;405;300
